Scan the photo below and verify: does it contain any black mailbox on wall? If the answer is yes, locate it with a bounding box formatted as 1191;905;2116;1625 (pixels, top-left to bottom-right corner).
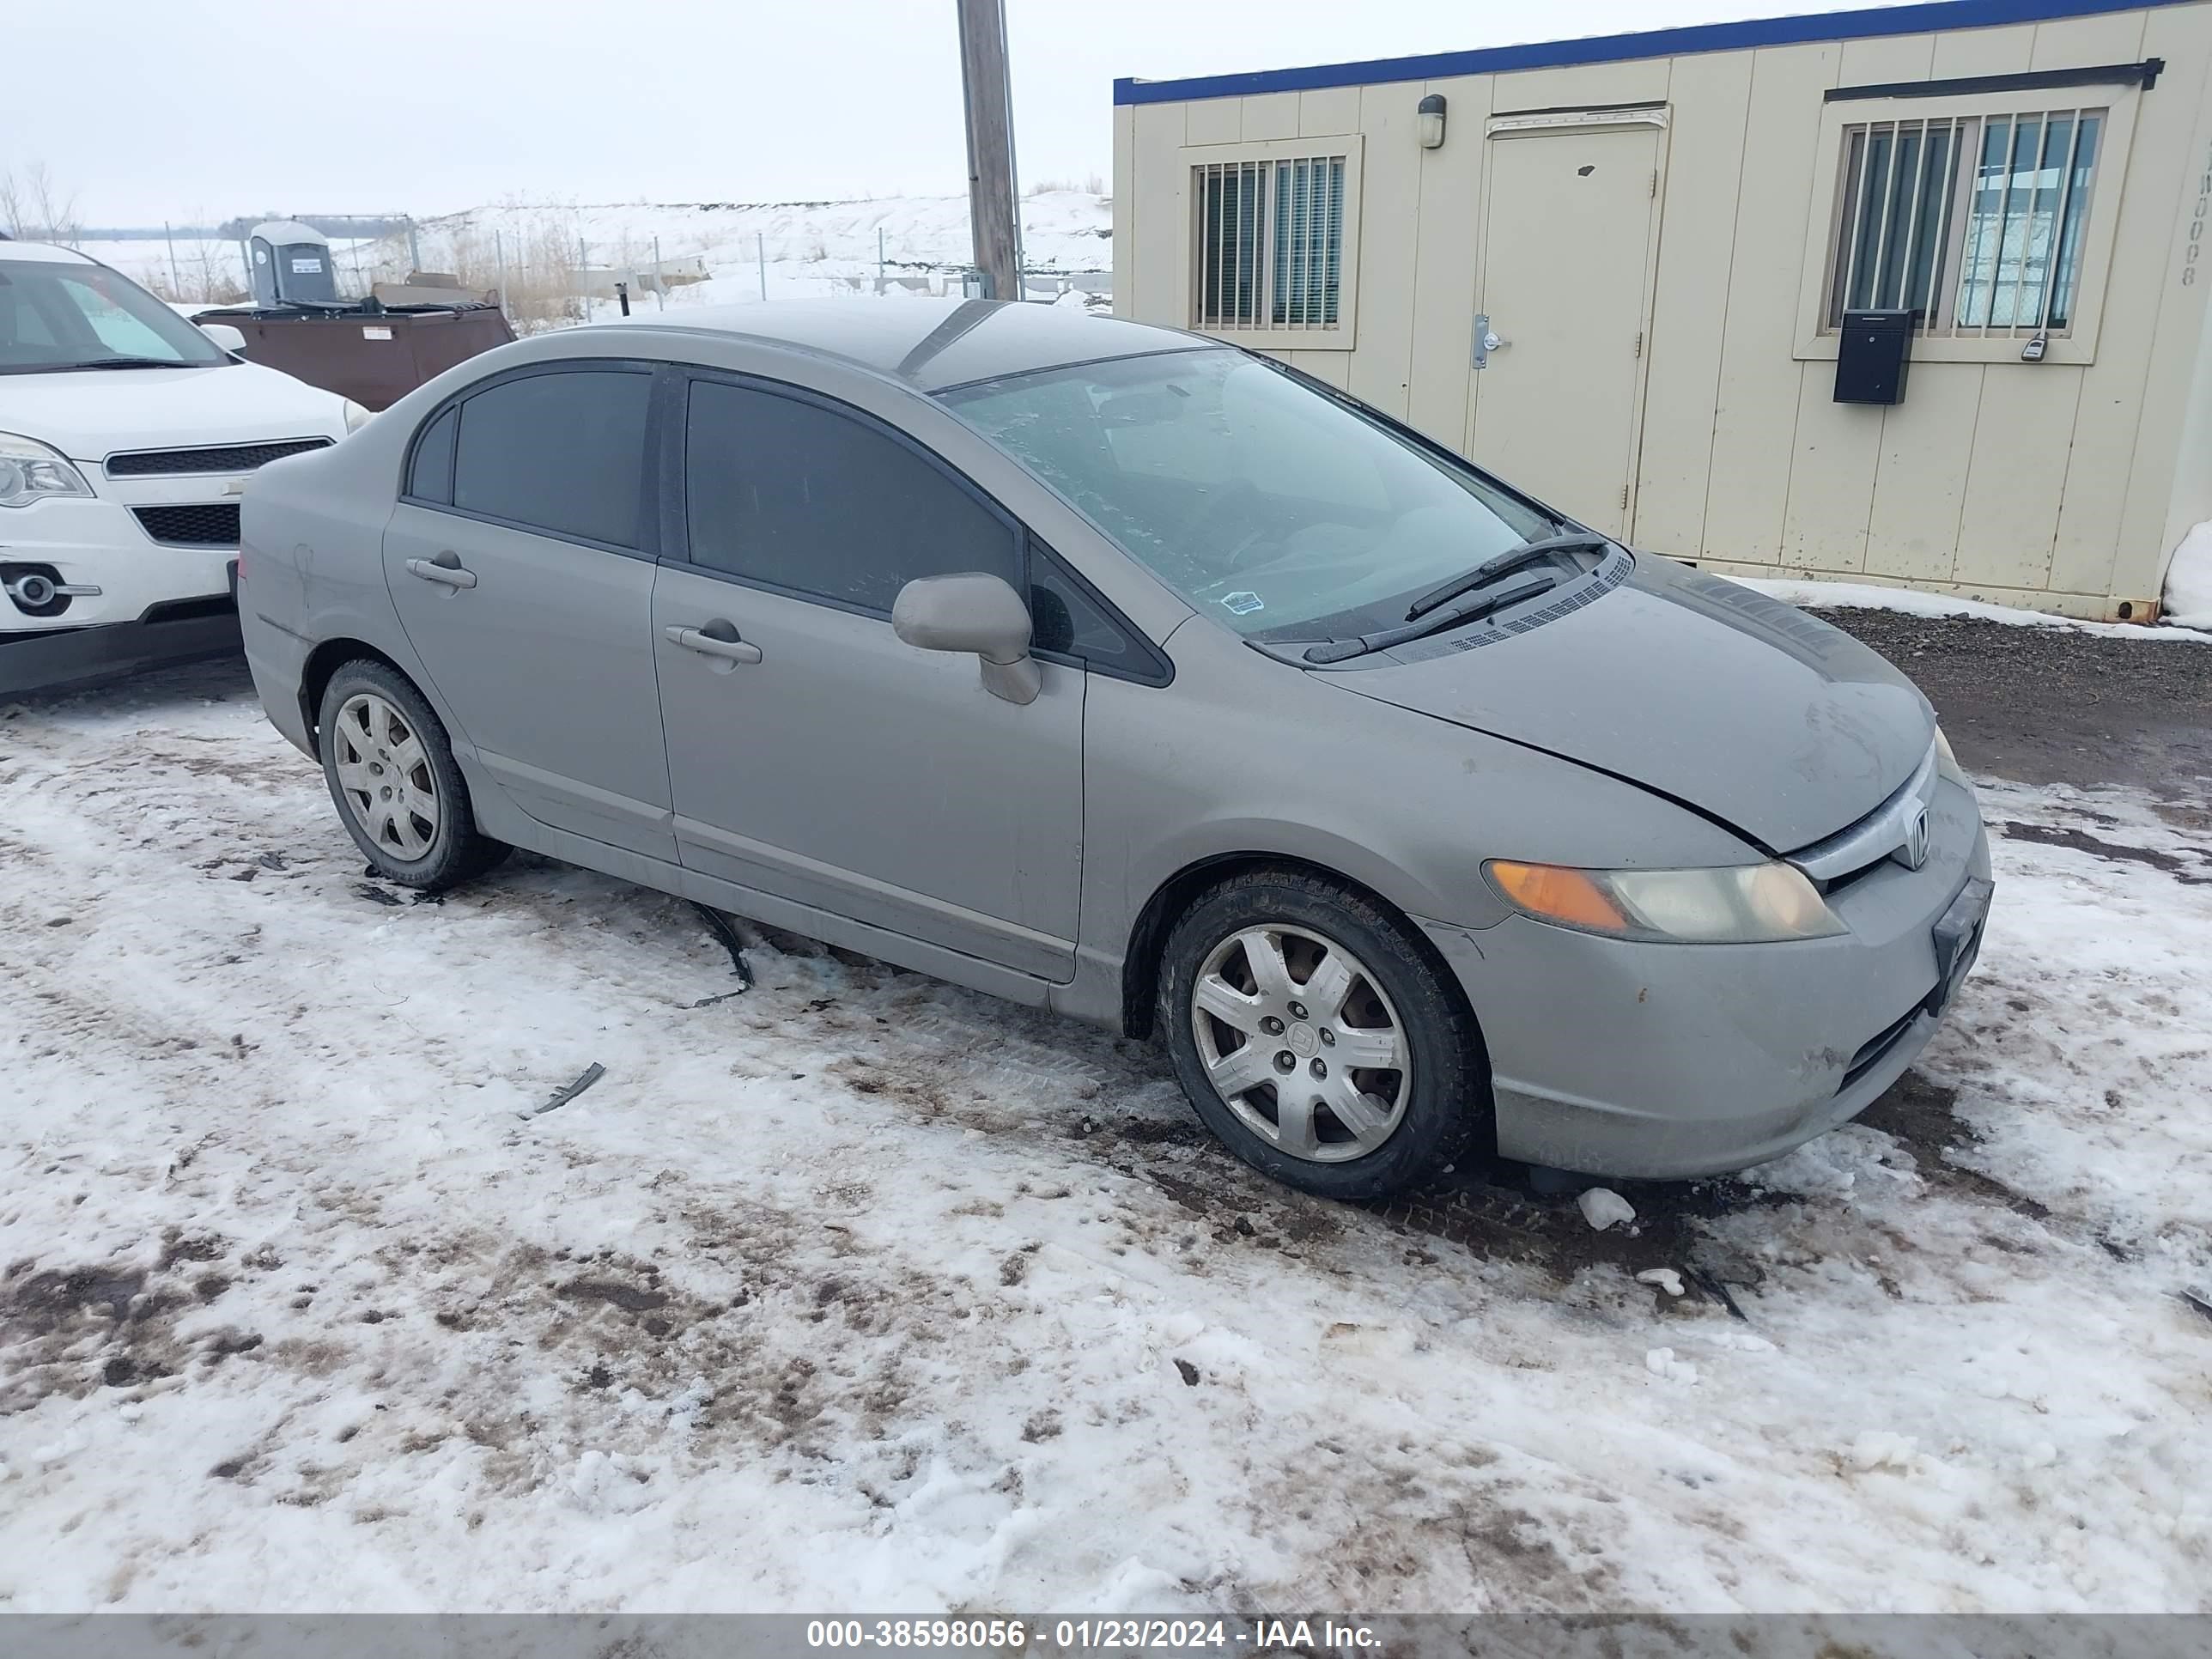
1835;309;1915;405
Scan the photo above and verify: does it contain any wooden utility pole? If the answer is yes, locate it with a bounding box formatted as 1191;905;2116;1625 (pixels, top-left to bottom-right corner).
957;0;1022;301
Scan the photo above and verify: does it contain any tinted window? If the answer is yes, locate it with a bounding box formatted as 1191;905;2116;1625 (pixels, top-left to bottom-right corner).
1030;545;1139;670
407;406;458;504
685;380;1017;611
452;369;650;547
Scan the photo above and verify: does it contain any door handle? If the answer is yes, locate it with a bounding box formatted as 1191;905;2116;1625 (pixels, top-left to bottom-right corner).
1472;313;1510;369
406;553;477;589
664;623;763;665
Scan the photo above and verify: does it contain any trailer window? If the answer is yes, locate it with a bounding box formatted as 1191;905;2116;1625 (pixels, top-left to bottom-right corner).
1824;108;2105;337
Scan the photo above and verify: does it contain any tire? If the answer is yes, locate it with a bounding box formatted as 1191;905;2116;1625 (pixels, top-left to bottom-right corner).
1158;869;1486;1200
316;659;508;891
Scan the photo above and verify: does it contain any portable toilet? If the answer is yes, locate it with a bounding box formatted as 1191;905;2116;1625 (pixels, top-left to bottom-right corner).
247;221;340;307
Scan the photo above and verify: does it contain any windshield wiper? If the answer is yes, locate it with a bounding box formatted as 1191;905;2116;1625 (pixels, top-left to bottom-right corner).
1403;532;1613;621
1304;570;1560;664
9;357;191;374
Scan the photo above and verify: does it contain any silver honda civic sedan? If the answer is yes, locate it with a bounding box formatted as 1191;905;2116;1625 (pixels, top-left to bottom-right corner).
237;299;1990;1200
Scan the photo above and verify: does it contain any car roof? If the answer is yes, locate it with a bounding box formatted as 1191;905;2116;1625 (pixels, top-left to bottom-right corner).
576;298;1212;393
0;241;97;265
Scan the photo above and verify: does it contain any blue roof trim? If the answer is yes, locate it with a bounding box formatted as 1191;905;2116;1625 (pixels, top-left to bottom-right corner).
1112;0;2192;105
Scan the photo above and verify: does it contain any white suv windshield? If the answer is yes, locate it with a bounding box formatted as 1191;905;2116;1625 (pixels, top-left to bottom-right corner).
941;348;1556;641
0;258;229;374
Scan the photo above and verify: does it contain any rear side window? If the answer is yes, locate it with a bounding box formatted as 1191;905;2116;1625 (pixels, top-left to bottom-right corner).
451;369;651;548
407;406;458;504
684;379;1018;611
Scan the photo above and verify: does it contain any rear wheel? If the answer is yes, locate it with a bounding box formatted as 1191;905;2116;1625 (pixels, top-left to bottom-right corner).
317;659;507;890
1158;870;1485;1200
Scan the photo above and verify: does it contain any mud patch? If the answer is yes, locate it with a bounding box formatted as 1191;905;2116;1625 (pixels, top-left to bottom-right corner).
1820;609;2212;799
0;1254;265;1413
1364;1162;1790;1307
1996;820;2211;884
1858;1072;2054;1223
556;1277;671;1315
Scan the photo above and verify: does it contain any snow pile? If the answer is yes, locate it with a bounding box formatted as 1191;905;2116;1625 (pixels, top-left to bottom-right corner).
1577;1188;1637;1231
2164;520;2212;632
1846;1431;1919;1474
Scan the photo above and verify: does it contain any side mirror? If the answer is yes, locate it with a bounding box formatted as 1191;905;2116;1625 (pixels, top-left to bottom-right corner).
199;322;247;356
891;572;1039;705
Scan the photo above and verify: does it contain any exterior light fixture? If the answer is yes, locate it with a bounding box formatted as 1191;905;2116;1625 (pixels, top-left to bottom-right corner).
1418;94;1448;149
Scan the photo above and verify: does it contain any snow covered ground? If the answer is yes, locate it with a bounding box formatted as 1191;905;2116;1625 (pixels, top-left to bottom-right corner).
3;661;2209;1614
76;193;1112;314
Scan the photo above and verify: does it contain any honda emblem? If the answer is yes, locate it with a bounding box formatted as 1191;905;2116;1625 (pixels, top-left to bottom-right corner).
1898;804;1930;871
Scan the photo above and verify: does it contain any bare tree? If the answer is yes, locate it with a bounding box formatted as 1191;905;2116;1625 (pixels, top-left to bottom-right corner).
0;161;82;245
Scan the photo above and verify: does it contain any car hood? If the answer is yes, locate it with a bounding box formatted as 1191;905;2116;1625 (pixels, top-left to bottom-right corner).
0;362;348;461
1322;557;1933;852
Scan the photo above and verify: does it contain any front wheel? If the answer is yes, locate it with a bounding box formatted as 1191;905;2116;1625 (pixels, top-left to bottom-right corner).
1158;870;1486;1200
317;659;507;890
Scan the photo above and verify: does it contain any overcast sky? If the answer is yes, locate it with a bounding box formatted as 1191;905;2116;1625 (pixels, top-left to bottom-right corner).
15;0;1916;226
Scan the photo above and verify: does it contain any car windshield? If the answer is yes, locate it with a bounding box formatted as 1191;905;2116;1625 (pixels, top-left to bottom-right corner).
939;348;1558;641
0;257;230;374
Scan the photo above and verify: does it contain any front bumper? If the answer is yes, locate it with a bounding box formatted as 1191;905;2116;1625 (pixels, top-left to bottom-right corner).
1421;776;1992;1179
1;495;235;636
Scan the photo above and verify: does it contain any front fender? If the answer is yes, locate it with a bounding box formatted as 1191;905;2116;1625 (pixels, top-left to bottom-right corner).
1054;637;1762;1030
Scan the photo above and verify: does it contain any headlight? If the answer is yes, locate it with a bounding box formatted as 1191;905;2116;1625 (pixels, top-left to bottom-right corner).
0;431;94;508
341;398;374;434
1486;859;1846;944
1932;723;1968;787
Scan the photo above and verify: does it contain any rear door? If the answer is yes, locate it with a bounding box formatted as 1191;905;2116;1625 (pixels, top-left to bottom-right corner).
653;372;1084;981
382;362;675;860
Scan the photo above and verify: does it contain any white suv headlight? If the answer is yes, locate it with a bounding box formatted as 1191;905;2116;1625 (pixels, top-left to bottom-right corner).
0;431;94;508
341;398;374;434
1486;858;1847;944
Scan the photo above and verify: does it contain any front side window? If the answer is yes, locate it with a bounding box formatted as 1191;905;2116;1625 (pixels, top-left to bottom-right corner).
684;379;1018;612
1194;154;1347;332
450;369;650;548
1825;107;2104;336
941;349;1556;643
0;258;230;373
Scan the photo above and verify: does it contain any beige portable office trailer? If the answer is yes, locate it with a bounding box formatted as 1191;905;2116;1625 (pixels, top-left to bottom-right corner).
1113;0;2212;621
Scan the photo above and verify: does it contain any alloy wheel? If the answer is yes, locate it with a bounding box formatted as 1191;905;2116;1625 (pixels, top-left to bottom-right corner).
1189;923;1412;1163
331;692;441;861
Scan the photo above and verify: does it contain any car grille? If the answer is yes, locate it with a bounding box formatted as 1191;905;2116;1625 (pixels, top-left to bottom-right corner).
1839;1004;1925;1092
1788;741;1942;891
133;503;241;547
106;438;331;477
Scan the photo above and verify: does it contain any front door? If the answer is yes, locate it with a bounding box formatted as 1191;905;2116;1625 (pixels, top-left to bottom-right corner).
381;364;675;860
1470;119;1662;538
653;374;1084;981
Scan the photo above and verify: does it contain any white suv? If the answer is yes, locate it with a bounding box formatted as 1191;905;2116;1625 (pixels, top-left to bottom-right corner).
1;238;366;692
